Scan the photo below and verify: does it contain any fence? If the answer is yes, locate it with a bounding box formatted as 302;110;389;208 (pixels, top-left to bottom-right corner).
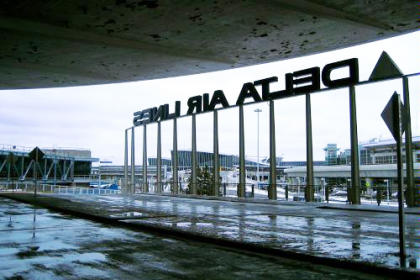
0;182;121;195
0;179;411;206
122;179;409;206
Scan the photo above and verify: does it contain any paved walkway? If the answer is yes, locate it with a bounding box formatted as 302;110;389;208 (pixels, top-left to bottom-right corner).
4;197;396;280
1;193;419;277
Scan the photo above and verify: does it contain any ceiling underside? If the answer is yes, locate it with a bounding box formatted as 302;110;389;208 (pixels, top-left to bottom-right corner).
0;0;418;89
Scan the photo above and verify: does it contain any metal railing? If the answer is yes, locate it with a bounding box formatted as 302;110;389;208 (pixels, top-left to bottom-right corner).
120;180;415;207
0;182;121;195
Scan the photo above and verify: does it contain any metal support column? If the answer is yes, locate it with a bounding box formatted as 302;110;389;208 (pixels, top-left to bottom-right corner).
33;150;41;196
70;160;74;182
349;85;361;204
238;105;246;197
131;127;135;194
43;159;47;180
191;114;197;195
62;160;66;181
255;108;262;191
394;95;406;267
33;159;37;196
157;121;162;193
20;156;24;179
269;101;277;200
403;77;415;207
213;110;220;196
143;124;148;192
124;129;129;193
305;93;314;202
7;159;11;183
0;159;7;174
172;118;178;194
53;158;57;186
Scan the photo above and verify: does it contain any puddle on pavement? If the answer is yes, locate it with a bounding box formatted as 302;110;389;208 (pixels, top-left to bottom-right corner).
0;196;417;279
109;211;145;219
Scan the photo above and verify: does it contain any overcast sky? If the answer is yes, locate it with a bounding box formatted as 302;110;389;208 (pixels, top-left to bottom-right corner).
1;31;419;165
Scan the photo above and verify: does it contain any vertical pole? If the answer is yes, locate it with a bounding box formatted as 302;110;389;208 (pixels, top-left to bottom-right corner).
191;115;197;195
43;158;47;180
131;127;135;194
98;162;101;189
214;110;220;196
34;152;38;197
238;105;246;197
143;124;148;192
20;156;24;179
124;129;129;193
62;160;66;180
157;121;162;193
269;101;277;200
173;118;178;194
394;94;406;267
322;179;327;202
306;93;314;202
53;158;57;186
349;85;361;204
403;77;415;207
70;161;74;183
255;109;261;189
7;159;11;184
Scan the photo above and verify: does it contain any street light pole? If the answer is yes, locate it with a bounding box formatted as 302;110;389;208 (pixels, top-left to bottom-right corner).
254;108;262;188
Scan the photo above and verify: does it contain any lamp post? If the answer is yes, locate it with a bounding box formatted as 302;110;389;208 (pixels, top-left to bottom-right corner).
254;108;262;188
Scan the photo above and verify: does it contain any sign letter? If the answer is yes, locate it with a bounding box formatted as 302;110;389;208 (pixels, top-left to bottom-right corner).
292;67;320;94
209;90;230;110
187;96;202;115
254;77;278;100
322;58;359;88
236;82;262;105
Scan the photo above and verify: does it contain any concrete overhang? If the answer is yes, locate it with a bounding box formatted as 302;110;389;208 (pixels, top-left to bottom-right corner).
285;163;420;178
0;0;418;89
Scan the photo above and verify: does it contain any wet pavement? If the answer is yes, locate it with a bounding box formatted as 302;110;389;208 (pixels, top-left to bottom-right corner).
0;197;402;280
1;193;419;278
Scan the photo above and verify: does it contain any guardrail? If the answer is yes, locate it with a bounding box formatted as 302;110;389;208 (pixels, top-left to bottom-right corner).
0;182;121;195
124;181;410;206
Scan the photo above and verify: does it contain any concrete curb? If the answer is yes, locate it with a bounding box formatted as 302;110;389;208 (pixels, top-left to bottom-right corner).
1;193;419;280
318;205;420;215
136;192;420;215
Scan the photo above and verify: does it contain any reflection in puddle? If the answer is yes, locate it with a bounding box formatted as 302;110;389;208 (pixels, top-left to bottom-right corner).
176;222;191;228
110;212;144;219
2;194;419;278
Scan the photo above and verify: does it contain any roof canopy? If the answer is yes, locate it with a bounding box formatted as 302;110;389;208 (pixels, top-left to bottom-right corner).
0;0;417;89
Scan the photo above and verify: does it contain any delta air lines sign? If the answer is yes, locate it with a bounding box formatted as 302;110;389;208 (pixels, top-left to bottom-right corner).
133;58;358;126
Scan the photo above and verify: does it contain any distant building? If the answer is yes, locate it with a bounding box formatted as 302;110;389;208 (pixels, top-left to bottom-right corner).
324;144;340;165
285;137;420;197
149;150;256;170
0;145;97;184
324;136;420;166
359;136;420;165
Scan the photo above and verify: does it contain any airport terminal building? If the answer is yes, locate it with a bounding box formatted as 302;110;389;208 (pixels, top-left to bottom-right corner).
0;145;97;185
286;137;420;196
